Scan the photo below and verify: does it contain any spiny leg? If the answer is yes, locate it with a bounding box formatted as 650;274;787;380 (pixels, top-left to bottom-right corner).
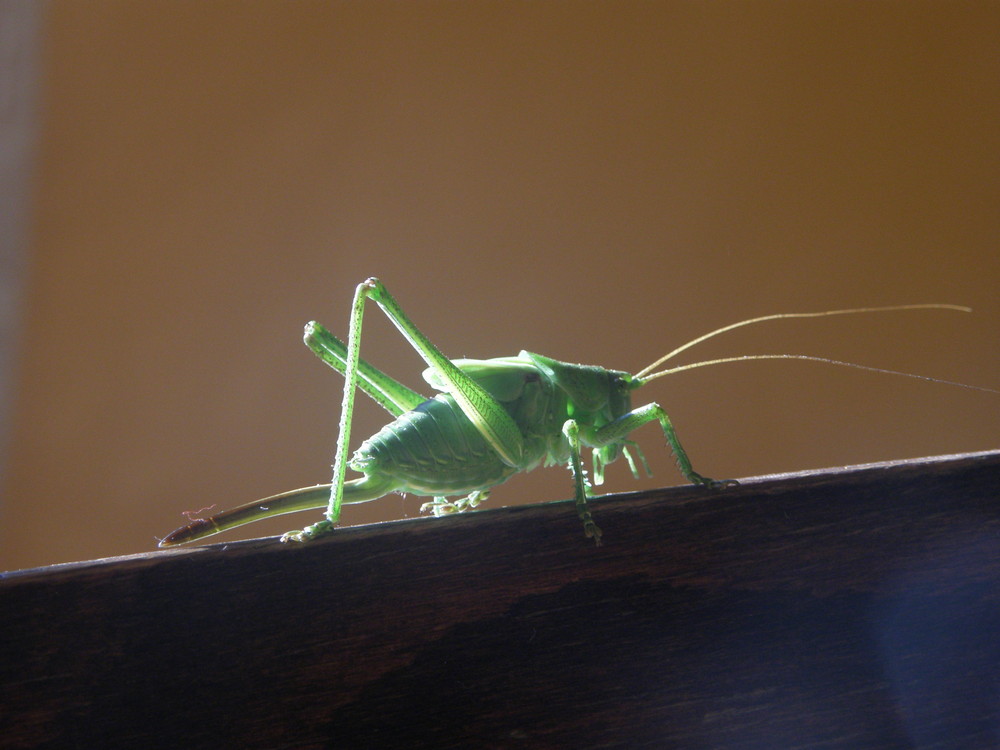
562;419;602;545
591;439;650;487
587;402;737;489
362;278;526;469
622;440;652;478
282;281;371;543
287;277;531;543
304;321;424;416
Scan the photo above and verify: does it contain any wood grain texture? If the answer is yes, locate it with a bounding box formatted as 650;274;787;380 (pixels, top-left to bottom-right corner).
2;450;999;749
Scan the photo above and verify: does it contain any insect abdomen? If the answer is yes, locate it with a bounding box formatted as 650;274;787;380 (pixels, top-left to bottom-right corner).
352;394;517;494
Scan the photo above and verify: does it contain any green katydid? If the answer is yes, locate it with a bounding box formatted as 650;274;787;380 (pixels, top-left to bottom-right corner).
159;277;991;548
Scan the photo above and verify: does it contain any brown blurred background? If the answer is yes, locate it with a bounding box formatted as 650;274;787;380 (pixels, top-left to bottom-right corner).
2;2;997;571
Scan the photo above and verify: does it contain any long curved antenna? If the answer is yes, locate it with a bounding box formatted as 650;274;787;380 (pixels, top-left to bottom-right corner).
638;353;1000;395
634;304;972;379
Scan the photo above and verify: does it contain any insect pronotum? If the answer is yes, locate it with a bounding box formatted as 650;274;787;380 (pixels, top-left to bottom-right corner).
159;278;996;548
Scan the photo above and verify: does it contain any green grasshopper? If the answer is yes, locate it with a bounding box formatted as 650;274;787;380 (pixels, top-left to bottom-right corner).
159;277;985;548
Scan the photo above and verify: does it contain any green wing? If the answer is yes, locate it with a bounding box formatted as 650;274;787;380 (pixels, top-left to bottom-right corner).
422;356;540;403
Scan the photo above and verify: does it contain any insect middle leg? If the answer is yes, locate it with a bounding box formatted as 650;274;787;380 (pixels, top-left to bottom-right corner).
562;419;603;545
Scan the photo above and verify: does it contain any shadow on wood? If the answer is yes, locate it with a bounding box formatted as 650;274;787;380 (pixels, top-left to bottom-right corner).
2;450;1000;749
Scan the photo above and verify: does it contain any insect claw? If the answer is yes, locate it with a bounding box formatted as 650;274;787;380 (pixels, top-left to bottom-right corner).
703;477;739;490
586;521;603;547
281;519;335;543
690;473;739;490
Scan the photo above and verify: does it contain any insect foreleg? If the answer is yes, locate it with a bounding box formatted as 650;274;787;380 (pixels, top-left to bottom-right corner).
592;439;652;486
562;419;603;545
621;441;652;480
584;404;738;490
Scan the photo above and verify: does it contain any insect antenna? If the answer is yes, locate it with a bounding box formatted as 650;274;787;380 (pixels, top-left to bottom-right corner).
634;304;971;379
634;304;999;395
638;353;1000;394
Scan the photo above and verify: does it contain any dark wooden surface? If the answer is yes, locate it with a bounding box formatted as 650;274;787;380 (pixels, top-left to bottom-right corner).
2;450;1000;749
